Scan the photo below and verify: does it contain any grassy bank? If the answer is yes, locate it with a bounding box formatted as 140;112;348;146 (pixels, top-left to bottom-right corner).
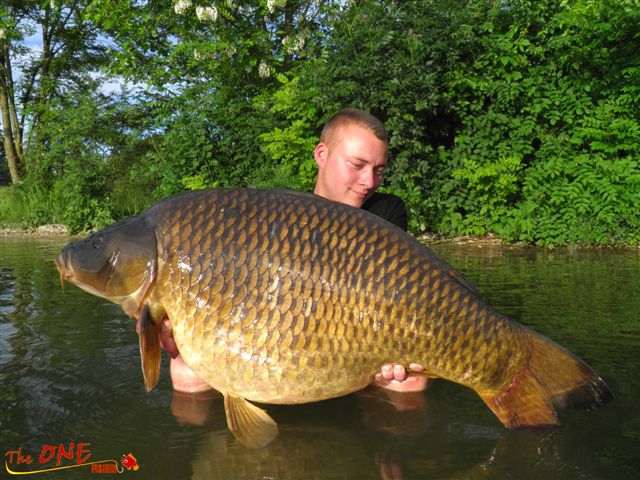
0;185;57;228
0;184;137;234
0;186;29;226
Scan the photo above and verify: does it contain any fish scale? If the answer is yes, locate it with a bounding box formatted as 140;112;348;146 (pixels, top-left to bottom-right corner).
148;190;522;399
56;188;612;447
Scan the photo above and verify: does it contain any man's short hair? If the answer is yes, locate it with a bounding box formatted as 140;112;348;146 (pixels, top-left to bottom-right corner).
320;108;388;147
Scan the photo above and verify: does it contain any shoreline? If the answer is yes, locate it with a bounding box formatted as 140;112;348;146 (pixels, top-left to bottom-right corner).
2;224;637;250
1;224;72;237
0;223;507;245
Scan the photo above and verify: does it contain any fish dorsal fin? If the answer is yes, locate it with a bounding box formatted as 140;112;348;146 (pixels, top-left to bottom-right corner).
224;394;278;448
138;303;162;391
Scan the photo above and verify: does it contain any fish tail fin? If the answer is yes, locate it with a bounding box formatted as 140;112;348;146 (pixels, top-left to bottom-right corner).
478;330;612;428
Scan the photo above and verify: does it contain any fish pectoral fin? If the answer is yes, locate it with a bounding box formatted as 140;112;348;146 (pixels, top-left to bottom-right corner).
138;303;161;392
223;394;278;448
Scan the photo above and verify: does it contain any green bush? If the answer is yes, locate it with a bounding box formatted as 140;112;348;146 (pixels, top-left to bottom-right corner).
4;0;638;246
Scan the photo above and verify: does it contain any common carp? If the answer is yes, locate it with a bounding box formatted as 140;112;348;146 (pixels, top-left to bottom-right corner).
55;188;611;447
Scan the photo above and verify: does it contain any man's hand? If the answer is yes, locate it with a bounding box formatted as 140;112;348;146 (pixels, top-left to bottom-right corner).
157;316;214;393
374;363;430;392
158;317;179;358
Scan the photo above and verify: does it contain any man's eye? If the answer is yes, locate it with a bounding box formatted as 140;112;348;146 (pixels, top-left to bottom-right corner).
348;161;364;169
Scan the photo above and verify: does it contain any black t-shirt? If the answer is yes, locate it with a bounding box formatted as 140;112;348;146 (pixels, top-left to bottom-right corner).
362;192;408;231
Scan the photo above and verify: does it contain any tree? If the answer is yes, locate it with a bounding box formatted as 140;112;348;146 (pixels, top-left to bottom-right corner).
86;0;344;194
0;0;108;185
261;0;639;243
0;5;23;184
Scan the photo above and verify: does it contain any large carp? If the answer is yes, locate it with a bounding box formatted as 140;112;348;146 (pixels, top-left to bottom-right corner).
55;188;611;447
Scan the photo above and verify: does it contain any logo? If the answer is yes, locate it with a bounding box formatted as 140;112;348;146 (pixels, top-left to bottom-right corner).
4;443;140;475
120;454;139;471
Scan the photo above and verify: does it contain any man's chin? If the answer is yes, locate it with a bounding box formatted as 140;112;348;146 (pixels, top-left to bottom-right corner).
347;192;370;208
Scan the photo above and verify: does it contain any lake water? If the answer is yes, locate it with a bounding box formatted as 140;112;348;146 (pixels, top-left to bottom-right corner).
1;237;638;479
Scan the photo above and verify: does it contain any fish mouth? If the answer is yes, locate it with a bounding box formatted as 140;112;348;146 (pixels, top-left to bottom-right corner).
54;253;71;289
54;253;73;279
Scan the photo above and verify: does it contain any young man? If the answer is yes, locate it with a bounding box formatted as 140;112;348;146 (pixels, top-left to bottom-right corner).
163;109;427;393
312;108;427;392
313;108;407;227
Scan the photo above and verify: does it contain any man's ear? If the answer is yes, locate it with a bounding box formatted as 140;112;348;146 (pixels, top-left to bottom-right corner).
314;142;327;167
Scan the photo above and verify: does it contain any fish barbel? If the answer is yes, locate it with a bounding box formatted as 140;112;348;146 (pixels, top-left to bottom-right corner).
55;188;612;446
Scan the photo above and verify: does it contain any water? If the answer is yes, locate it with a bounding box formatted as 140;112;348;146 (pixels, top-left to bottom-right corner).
1;237;639;479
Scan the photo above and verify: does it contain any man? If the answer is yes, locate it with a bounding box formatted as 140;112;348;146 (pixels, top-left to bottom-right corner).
313;108;407;226
312;108;428;392
162;108;428;393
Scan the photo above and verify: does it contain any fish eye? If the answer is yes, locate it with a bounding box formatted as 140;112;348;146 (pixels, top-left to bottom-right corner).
91;237;104;249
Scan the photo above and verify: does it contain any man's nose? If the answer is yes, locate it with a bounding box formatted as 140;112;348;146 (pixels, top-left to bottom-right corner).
359;168;375;188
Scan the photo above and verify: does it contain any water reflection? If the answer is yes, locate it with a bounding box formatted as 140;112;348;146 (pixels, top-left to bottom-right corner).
1;238;639;479
169;382;601;480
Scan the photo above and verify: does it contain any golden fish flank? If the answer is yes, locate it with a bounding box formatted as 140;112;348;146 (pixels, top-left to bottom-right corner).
55;188;612;448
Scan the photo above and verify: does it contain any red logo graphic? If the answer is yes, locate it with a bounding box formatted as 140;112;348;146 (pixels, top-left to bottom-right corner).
4;442;140;475
121;453;139;471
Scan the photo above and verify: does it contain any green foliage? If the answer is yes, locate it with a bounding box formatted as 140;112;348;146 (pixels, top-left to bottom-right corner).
2;0;638;246
0;186;44;227
439;155;525;237
257;74;320;190
140;91;219;197
84;0;340;194
21;184;56;228
262;0;477;232
21;89;157;232
49;175;114;234
430;0;640;245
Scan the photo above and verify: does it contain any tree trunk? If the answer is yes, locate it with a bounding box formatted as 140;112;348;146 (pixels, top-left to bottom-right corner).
5;52;23;161
0;43;20;184
0;86;20;185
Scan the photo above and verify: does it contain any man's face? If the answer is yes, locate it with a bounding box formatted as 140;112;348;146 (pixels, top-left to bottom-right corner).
313;123;388;208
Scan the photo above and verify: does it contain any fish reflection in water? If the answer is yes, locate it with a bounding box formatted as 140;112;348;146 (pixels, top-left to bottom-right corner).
182;388;422;479
170;385;569;480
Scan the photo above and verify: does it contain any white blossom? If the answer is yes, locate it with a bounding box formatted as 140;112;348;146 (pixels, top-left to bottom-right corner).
174;0;192;15
267;0;286;14
193;48;215;61
196;5;218;22
50;0;57;10
282;33;306;53
225;46;237;58
0;30;5;41
258;60;270;78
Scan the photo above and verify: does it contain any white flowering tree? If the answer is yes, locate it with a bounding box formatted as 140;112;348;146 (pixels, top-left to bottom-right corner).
84;0;343;194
